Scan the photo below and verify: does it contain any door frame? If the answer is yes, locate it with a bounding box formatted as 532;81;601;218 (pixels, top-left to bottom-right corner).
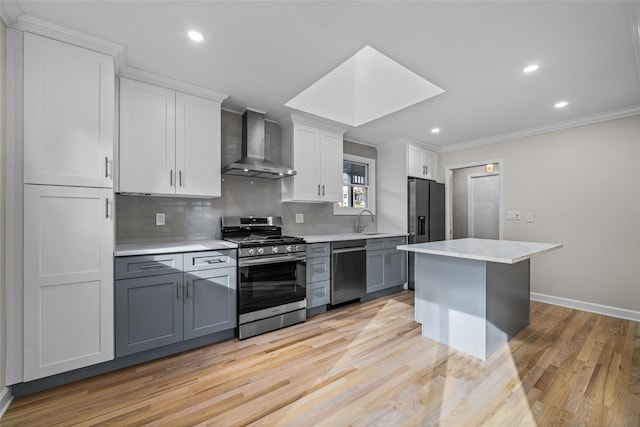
444;159;504;240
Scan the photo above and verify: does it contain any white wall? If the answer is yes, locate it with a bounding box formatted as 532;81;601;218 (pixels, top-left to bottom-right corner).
439;115;640;313
0;17;7;391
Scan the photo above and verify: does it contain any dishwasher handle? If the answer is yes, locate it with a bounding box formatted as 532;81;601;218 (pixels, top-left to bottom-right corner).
332;247;366;254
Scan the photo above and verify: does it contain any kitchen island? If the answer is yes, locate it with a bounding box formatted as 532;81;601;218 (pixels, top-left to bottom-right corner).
397;238;562;360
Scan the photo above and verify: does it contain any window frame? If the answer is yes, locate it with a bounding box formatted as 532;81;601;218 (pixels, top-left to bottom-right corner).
333;153;376;216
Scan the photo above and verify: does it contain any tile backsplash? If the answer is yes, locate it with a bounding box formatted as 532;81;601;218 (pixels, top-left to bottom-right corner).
115;109;377;244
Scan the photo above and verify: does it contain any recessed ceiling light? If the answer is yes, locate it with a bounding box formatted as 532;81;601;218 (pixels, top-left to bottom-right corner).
431;127;440;134
554;101;569;109
523;64;539;73
188;30;204;42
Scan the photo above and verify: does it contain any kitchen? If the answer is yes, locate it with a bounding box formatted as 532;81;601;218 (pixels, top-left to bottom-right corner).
0;1;639;425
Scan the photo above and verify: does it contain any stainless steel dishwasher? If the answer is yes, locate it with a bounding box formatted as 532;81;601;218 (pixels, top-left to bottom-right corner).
331;239;366;305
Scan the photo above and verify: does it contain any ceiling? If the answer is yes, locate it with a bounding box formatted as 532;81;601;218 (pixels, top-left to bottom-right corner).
4;1;640;150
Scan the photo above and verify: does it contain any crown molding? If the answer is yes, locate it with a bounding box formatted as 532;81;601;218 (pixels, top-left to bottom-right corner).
627;0;640;94
119;67;228;103
279;111;351;135
10;15;127;71
377;136;439;153
440;105;640;153
0;0;21;26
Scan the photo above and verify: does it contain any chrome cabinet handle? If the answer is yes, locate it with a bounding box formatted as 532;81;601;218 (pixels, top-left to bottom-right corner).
317;184;321;196
179;170;183;187
204;258;225;264
170;170;174;186
105;157;110;178
139;263;168;270
322;185;325;196
105;198;110;219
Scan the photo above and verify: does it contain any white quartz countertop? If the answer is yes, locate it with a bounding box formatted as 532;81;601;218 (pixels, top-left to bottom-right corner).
397;238;562;264
115;239;237;257
300;232;408;244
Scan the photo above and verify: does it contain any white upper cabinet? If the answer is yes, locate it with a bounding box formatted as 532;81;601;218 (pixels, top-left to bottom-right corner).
119;78;176;194
281;117;346;203
119;78;222;197
23;33;115;188
407;143;437;179
175;92;222;197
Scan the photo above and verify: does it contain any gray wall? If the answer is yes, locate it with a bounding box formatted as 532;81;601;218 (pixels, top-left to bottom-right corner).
116;111;376;242
439;114;640;313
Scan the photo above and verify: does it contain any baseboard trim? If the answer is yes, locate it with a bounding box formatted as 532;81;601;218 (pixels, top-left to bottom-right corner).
531;292;640;322
0;387;13;420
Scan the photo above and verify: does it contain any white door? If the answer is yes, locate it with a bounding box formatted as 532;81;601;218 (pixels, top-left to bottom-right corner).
23;33;114;188
319;130;343;202
468;174;500;239
119;78;176;194
23;184;114;381
292;124;321;201
175;93;222;197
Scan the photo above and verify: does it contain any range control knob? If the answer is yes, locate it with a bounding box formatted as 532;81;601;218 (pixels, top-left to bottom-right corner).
258;247;265;255
272;246;279;253
286;245;292;252
294;245;300;252
248;248;256;256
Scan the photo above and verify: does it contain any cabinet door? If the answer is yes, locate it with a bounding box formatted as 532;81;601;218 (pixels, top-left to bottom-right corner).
319;130;343;202
184;267;237;340
24;33;114;188
366;250;385;293
23;185;114;380
119;78;176;194
384;250;406;287
291;124;322;201
407;144;425;178
115;273;184;357
422;150;437;180
176;93;222;197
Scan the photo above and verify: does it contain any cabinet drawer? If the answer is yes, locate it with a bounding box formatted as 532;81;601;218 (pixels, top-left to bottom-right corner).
307;243;330;258
183;250;236;271
115;254;183;279
306;256;330;283
308;280;330;308
384;237;406;249
365;239;386;251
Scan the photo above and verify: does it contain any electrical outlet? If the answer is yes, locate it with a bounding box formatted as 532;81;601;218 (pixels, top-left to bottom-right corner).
155;212;165;226
506;211;521;220
295;213;304;224
526;212;534;223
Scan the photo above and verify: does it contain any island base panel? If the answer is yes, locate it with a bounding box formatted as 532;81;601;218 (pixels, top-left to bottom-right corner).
415;255;530;360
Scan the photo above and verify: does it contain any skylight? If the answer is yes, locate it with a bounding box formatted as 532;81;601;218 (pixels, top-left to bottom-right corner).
285;45;444;127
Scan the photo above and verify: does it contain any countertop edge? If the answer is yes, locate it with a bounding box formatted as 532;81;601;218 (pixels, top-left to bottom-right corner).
397;241;563;264
300;232;408;244
115;240;238;257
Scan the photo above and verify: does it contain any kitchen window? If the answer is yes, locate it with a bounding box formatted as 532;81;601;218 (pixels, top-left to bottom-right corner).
333;154;376;215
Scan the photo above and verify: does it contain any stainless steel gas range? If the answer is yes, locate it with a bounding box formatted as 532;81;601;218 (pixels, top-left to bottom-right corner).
221;216;306;340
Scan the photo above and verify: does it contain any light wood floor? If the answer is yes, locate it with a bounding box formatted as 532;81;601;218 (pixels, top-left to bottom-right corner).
2;291;639;426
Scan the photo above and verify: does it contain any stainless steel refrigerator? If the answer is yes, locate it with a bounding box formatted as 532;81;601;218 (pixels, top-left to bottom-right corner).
408;178;445;290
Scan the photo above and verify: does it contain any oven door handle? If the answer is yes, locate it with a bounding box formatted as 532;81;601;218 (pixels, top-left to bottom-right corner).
239;253;306;267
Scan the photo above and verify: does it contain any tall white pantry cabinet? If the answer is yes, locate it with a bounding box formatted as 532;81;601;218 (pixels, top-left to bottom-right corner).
21;33;115;381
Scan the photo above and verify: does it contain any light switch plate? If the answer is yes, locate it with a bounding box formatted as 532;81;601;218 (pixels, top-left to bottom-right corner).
526;212;534;223
506;210;521;220
295;213;304;223
156;212;165;226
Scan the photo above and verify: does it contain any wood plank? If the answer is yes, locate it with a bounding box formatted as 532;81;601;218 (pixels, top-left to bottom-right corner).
1;291;638;426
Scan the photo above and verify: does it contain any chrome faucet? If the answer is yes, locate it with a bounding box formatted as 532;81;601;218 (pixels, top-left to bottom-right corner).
356;209;375;233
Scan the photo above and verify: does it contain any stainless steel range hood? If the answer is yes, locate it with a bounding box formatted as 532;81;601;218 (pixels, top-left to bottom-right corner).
222;109;296;179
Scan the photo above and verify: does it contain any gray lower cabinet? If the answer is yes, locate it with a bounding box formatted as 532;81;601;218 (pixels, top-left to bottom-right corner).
115;250;236;357
366;237;407;293
306;243;330;308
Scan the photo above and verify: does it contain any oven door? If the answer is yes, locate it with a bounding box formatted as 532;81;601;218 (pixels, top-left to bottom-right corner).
238;253;306;319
